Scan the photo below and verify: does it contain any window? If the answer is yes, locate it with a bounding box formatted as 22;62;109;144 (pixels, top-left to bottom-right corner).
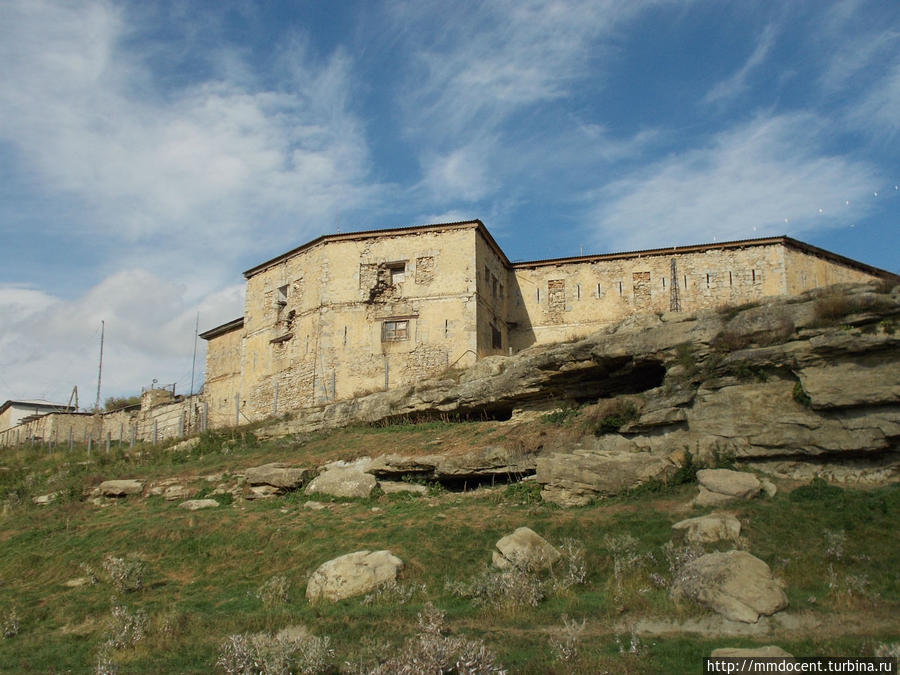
386;262;406;284
275;284;288;307
491;323;502;349
382;319;409;341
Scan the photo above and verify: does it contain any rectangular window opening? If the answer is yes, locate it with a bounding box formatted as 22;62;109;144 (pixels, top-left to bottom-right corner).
576;283;581;299
276;284;288;307
706;273;710;288
491;324;502;350
752;269;757;283
382;319;409;342
536;288;541;303
387;262;406;284
618;281;623;296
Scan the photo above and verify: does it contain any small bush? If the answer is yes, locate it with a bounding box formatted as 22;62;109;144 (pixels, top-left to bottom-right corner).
541;407;580;426
371;603;504;675
216;631;332;675
503;480;542;504
792;381;812;407
584;398;640;435
102;555;147;593
446;563;545;609
104;602;148;649
2;606;20;639
549;614;585;664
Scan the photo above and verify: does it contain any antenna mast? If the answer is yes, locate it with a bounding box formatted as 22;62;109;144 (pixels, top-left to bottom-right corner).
190;312;199;396
95;320;104;412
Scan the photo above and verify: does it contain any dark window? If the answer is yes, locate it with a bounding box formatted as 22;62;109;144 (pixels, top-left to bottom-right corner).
491;324;502;349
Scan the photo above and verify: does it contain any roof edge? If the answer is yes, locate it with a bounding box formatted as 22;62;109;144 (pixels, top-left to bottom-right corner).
199;317;245;340
243;220;485;279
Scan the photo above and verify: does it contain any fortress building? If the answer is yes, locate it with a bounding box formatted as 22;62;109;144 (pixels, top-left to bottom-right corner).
200;220;895;428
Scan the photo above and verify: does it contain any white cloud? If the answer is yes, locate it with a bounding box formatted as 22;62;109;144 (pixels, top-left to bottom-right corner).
0;0;378;258
848;59;900;138
0;273;244;404
588;114;876;251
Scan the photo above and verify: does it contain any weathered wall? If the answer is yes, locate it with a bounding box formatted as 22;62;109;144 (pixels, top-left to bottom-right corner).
475;229;510;358
783;246;881;294
234;225;481;423
203;325;244;428
508;244;787;349
0;393;202;448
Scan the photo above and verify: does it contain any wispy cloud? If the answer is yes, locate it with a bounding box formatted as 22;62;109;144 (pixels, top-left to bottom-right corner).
588;114;876;251
705;24;777;105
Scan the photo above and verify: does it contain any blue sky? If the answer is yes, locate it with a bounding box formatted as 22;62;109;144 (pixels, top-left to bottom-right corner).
1;0;898;406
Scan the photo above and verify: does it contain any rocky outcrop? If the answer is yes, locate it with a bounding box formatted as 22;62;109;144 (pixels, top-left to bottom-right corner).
366;446;536;482
306;550;404;602
671;550;788;623
305;466;377;499
492;527;560;570
98;479;144;497
254;282;899;496
245;463;309;490
178;499;219;511
693;469;762;507
711;646;794;658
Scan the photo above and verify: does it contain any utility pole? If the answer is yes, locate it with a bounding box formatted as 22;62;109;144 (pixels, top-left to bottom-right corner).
95;320;104;412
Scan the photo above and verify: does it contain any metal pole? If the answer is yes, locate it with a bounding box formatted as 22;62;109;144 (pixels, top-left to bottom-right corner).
153;420;158;446
130;425;136;448
178;412;184;438
87;434;92;456
201;402;208;432
105;432;111;454
95;320;104;412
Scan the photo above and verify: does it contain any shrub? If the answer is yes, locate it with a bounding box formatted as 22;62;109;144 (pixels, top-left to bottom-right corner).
789;477;843;502
446;563;545;609
104;602;148;649
792;381;812;407
371;603;504;674
102;555;147;593
549;614;585;664
2;606;20;639
541;406;580;426
584;398;640;435
216;631;332;675
502;480;542;505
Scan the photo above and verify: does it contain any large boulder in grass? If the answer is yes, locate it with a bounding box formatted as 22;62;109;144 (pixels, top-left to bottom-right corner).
492;527;560;570
694;469;761;506
672;513;742;544
98;479;144;497
306;550;403;602
245;463;309;490
671;550;788;623
305;467;377;498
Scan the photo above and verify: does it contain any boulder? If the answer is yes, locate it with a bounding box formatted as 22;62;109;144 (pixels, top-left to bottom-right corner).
163;485;192;501
672;513;741;544
672;550;788;623
694;469;761;506
245;463;309;490
378;481;428;495
492;527;560;570
711;646;794;658
305;467;377;498
169;437;200;453
536;449;681;506
306;550;403;602
98;479;144;497
178;499;220;511
33;492;59;506
245;485;280;500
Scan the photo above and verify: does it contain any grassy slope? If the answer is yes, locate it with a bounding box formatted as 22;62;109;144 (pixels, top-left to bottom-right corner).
0;420;897;674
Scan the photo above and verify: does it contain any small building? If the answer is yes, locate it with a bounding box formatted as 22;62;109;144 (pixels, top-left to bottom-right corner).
0;400;75;433
201;219;897;427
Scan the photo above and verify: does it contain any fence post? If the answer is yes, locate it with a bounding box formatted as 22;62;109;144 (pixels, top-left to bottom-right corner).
68;427;73;451
178;411;184;438
130;425;136;448
153;420;158;446
201;402;208;433
105;432;111;454
87;434;92;456
234;394;240;426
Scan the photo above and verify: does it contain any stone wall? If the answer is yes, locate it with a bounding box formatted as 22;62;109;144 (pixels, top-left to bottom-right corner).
229;224;483;423
0;392;203;448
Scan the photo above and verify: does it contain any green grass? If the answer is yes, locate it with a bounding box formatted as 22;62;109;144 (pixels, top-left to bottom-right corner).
0;422;898;673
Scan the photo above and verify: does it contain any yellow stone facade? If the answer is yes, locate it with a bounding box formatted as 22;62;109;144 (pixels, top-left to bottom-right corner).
202;220;894;426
